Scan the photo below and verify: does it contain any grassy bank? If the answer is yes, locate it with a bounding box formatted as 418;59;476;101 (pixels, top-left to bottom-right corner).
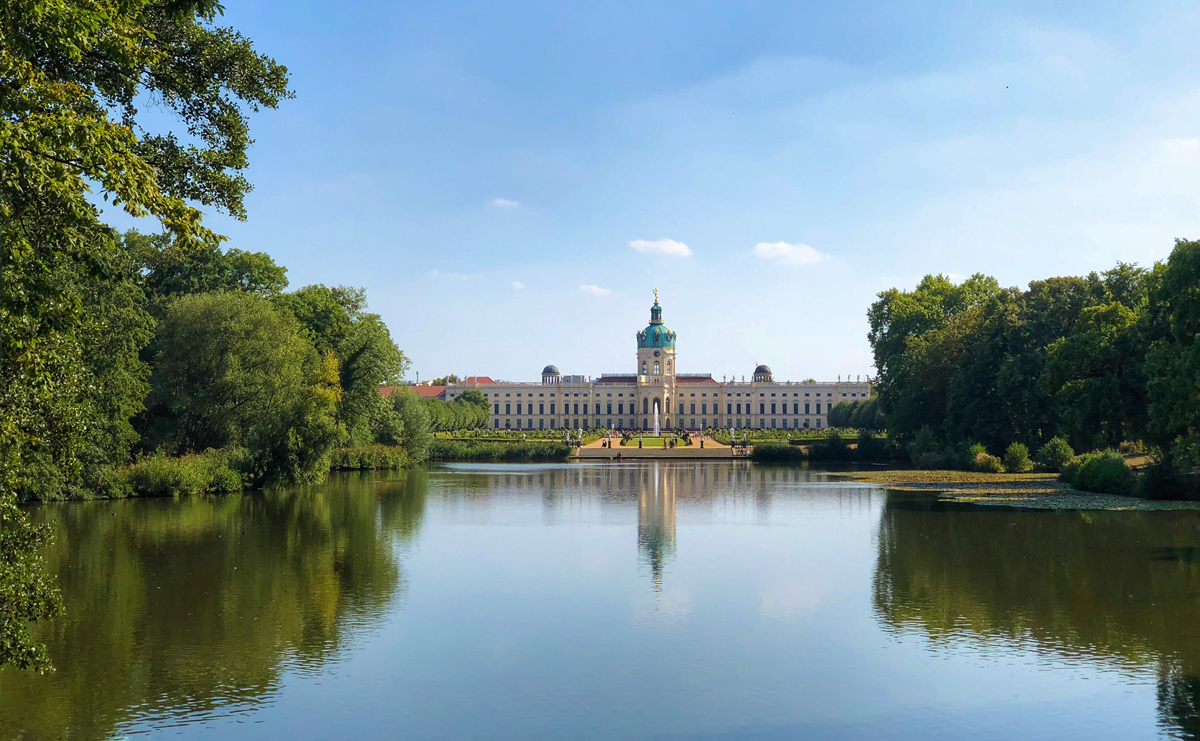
330;445;410;470
832;469;1200;510
427;440;571;462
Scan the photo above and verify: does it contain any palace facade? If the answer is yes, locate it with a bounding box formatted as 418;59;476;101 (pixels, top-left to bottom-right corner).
442;296;871;431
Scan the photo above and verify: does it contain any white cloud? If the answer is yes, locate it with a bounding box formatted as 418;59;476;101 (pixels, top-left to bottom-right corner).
580;284;612;296
428;269;472;280
943;273;966;283
629;238;693;257
511;281;526;289
492;198;520;207
753;241;829;265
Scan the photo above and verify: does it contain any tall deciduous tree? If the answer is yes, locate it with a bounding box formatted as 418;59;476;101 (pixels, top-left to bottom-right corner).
141;293;342;486
1;0;289;668
275;285;409;446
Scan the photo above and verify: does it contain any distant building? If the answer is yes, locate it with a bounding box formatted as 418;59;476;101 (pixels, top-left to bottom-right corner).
437;294;871;431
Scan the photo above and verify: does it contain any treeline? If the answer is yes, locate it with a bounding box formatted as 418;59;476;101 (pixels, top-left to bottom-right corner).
869;239;1200;495
14;232;432;500
1;0;296;669
827;398;884;429
420;390;490;432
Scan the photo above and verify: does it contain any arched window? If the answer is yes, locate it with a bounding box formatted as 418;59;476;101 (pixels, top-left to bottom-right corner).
643;398;649;414
666;399;671;413
641;360;647;374
653;361;660;375
666;361;671;374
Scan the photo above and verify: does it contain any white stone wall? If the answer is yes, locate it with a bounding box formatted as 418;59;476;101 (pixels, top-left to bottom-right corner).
447;378;872;431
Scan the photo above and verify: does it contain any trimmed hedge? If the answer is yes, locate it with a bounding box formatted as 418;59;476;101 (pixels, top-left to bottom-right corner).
750;443;806;462
427;440;571;462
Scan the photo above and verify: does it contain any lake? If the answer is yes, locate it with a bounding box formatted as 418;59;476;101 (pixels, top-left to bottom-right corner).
3;460;1199;740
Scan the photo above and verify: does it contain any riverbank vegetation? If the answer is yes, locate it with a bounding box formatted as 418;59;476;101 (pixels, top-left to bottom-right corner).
427;440;571;462
869;241;1200;498
750;431;893;463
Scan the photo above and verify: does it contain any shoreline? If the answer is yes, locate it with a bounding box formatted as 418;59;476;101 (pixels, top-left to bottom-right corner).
830;469;1200;510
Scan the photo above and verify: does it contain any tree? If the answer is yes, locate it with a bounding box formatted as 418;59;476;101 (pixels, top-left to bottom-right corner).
129;230;289;302
275;285;408;446
430;374;461;385
1145;240;1200;470
1;0;290;669
386;388;430;463
1044;302;1147;451
140;293;341;486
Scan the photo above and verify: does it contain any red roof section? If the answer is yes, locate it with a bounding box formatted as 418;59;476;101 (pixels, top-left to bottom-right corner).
462;376;496;385
676;376;719;384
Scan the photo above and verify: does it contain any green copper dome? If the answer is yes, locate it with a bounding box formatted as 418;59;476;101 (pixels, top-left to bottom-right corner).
637;300;676;348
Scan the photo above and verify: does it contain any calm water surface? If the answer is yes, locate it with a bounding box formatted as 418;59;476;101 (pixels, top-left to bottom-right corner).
4;461;1200;740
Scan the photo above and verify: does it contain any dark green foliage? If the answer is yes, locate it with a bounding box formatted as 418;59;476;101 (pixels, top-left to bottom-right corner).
828;397;885;429
1063;450;1134;496
123;449;245;496
0;497;63;672
426;440;570;462
130;230;289;302
420;391;490;432
855;431;895;461
1;0;291;670
1003;443;1033;473
750;444;806;463
384;388;431;463
810;431;853;461
869;267;1148;455
139;293;342;486
1036;437;1075;473
275;285;408;446
1145;240;1200;474
330;446;411;471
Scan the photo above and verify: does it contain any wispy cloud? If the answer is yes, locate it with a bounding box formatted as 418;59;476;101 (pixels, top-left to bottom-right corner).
629;238;693;257
512;281;526;289
428;269;473;280
580;284;612;296
492;198;520;207
753;241;829;265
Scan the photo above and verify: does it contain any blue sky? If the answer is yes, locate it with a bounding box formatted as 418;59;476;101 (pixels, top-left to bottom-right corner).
114;1;1200;382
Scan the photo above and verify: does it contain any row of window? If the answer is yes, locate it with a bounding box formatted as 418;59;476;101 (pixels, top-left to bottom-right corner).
494;417;826;430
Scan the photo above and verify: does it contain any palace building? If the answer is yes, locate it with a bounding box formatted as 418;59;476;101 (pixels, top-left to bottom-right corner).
441;294;871;431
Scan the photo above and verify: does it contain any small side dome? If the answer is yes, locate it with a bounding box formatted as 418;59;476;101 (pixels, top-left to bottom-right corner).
542;364;560;375
753;364;773;383
754;364;771;375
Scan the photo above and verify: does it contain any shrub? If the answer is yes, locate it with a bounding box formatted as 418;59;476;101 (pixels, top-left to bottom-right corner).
855;431;893;462
751;443;806;463
1118;440;1148;456
123;449;245;497
907;425;938;465
916;451;947;470
1035;437;1075;473
1139;459;1200;500
1002;443;1032;473
1063;449;1134;496
330;445;410;470
973;452;1005;473
809;432;852;461
427;440;570;462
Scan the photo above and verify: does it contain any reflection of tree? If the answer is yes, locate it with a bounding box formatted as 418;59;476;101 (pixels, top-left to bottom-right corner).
637;465;676;590
0;470;426;740
873;498;1200;738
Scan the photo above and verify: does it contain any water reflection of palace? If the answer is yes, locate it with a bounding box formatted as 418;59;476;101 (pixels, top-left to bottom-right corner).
637;464;677;590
